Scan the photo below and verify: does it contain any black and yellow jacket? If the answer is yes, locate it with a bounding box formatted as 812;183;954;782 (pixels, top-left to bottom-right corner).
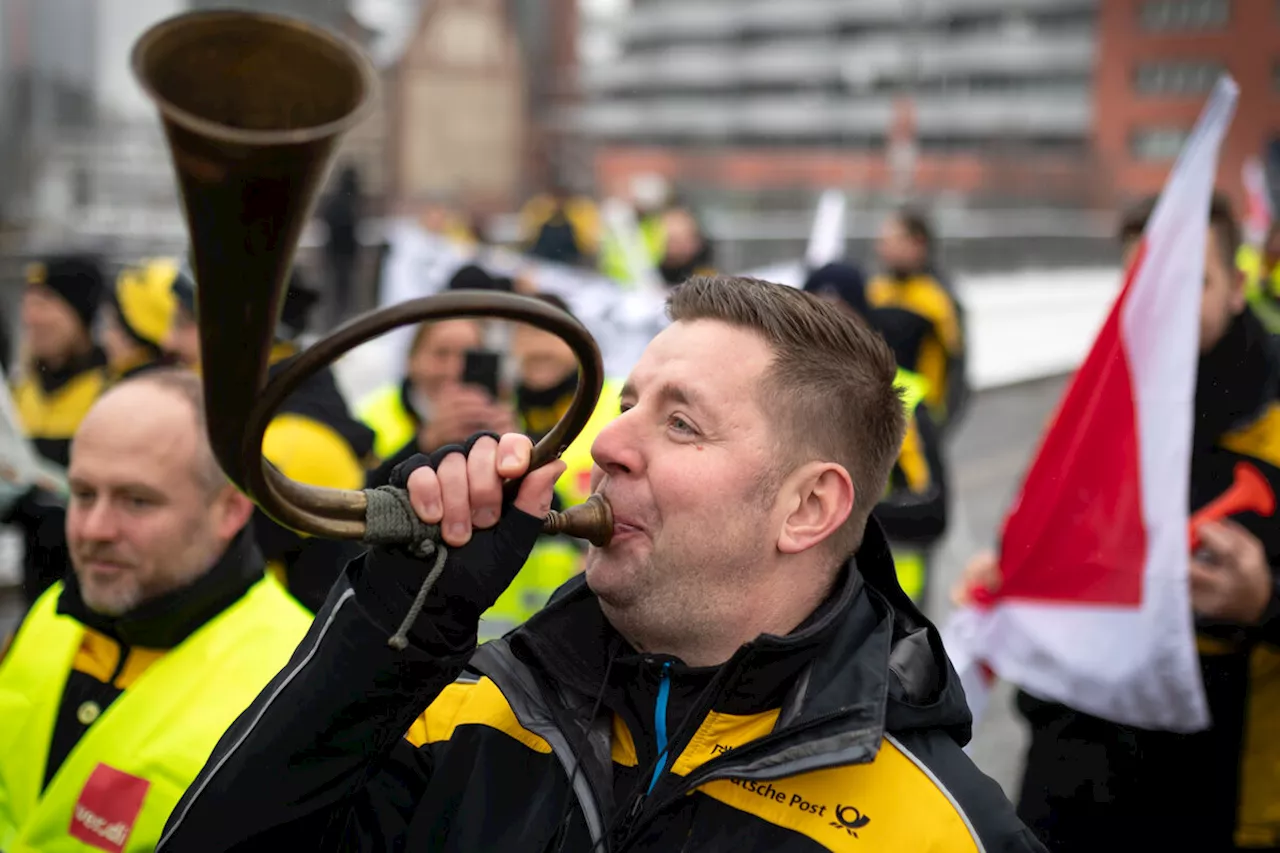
6;349;108;603
155;520;1044;852
866;269;968;430
1015;308;1280;853
254;344;377;613
11;348;108;469
521;193;601;267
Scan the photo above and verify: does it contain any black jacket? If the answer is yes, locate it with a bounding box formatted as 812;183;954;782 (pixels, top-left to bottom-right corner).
157;520;1042;852
1015;309;1280;852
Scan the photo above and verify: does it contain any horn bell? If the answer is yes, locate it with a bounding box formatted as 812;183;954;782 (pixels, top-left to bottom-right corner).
131;9;376;496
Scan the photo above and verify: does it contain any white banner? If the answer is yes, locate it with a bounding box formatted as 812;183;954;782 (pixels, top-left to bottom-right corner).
375;220;670;384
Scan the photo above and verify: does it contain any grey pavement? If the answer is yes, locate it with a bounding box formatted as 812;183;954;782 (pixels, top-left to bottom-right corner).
0;374;1072;797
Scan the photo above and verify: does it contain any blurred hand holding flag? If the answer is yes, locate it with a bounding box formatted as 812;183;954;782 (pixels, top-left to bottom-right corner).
944;76;1240;734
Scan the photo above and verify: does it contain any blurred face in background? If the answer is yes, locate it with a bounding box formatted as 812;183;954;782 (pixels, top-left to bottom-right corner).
1120;226;1245;354
407;319;482;402
22;286;87;364
67;381;252;616
164;304;202;369
1199;228;1247;353
876;217;927;275
660;208;706;272
100;304;145;370
512;322;577;391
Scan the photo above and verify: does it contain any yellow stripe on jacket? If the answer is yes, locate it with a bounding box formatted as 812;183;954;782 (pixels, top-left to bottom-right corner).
406;678;985;852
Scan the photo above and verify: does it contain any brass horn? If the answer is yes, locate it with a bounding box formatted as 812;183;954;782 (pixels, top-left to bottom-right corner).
131;10;613;548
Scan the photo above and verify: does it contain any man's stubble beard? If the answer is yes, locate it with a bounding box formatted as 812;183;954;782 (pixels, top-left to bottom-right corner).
76;520;224;619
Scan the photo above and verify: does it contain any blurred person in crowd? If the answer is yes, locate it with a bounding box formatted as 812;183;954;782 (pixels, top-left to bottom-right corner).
100;258;178;382
0;369;312;852
868;208;969;433
164;262;376;613
419;197;478;249
13;255;107;467
359;265;517;479
955;193;1280;853
805;262;948;605
159;275;1042;853
600;173;670;285
320;163;362;323
658;206;716;287
469;291;602;640
6;255;108;606
519;183;600;268
1239;220;1280;334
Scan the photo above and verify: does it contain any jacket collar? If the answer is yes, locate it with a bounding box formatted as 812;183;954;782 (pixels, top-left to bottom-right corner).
505;518;972;749
56;528;266;649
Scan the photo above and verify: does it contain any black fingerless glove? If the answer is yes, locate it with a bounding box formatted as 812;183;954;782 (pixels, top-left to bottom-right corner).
354;432;545;653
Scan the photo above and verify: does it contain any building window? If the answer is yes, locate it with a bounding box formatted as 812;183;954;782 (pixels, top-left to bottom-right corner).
1139;0;1230;31
1134;61;1225;95
1131;127;1191;161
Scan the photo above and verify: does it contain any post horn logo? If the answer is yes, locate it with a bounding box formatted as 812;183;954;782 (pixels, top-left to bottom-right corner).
829;804;871;838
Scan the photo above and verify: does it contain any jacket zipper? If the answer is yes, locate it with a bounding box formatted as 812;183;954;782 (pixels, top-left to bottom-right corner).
646;661;673;795
614;656;748;847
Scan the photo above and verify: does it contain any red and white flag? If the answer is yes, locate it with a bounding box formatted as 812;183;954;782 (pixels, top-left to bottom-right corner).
944;77;1239;734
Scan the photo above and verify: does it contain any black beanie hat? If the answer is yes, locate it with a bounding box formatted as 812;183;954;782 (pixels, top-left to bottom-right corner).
169;254;318;341
802;262;870;318
26;254;105;331
447;264;515;293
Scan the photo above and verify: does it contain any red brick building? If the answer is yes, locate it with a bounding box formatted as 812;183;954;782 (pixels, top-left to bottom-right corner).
1094;0;1280;212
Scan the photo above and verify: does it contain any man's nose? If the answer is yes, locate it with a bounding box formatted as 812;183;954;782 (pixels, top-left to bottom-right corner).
591;408;643;478
78;502;120;541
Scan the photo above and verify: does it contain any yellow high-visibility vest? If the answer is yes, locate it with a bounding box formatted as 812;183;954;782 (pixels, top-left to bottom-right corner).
888;368;933;604
357;384;419;462
557;378;625;510
0;577;311;852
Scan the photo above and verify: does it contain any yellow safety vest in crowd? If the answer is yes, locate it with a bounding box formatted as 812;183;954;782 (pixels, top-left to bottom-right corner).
479;539;582;643
13;364;107;465
889;369;932;604
600;216;666;287
477;378;625;641
0;578;311;852
1238;244;1280;335
558;378;625;509
357;384;418;462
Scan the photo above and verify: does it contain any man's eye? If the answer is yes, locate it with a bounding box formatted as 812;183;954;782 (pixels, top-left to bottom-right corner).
669;416;696;435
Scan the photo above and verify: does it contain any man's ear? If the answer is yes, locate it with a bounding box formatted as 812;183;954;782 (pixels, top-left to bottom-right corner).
777;462;855;555
213;485;255;541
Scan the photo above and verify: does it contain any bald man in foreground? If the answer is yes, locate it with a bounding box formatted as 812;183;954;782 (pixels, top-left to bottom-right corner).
0;368;312;852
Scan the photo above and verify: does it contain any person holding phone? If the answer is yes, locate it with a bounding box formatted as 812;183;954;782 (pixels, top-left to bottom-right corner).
362;324;516;488
360;266;520;476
